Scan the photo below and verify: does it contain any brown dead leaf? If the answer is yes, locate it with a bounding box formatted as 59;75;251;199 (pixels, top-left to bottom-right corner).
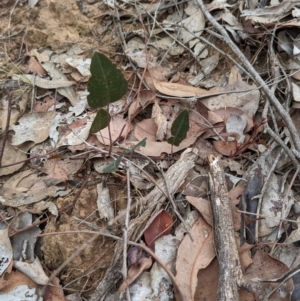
151;101;168;141
44;277;66;301
0;141;32;176
186;196;213;226
153;78;218;98
194;257;218;301
213;140;237;156
134;118;197;156
96;115;130;146
236;237;253;273
25;56;47;76
144;210;173;250
228;185;245;231
119;256;153;292
43;159;69;181
243;249;294;301
213;107;253;133
33;95;59;112
175;217;215;301
0;270;38;293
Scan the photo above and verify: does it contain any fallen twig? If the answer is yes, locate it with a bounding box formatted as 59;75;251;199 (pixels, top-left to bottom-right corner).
208;155;244;300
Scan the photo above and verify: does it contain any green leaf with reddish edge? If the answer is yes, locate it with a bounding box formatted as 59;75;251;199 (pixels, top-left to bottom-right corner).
87;52;128;109
90;109;110;133
167;109;189;146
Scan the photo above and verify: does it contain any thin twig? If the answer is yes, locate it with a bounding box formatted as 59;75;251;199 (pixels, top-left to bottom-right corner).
7;0;19;38
265;125;300;170
0;90;12;167
123;165;132;301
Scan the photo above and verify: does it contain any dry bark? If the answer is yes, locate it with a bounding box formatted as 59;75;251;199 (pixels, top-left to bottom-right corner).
208;155;244;301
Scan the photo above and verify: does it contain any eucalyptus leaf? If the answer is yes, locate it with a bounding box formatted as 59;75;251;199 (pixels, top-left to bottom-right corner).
90;109;110;133
167;109;189;146
87;52;128;109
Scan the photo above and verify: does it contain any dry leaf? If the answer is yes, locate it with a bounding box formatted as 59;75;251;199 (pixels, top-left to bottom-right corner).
194;257;218;301
186;196;213;226
153;78;217;98
213;140;237;156
144;210;173;250
11;111;55;145
243;249;294;300
175;217;215;301
96;115;130;146
33;95;59;112
151;101;168;141
119;256;153;292
25;56;46;76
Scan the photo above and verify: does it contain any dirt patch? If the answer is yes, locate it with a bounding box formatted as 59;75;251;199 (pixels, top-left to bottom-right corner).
0;0;112;55
42;187;116;296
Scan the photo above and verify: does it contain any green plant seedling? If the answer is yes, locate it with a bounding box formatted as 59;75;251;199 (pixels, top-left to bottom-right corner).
87;52;128;133
103;138;147;173
88;52;128;109
90;109;111;133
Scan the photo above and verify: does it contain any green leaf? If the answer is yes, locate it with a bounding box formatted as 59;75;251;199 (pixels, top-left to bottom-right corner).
87;52;128;109
131;137;147;152
103;151;126;173
102;139;147;173
90;109;111;133
167;109;189;146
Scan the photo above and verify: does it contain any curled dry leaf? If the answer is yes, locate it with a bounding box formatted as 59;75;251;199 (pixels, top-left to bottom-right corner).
153;78;219;98
13;257;49;286
151;101;168;141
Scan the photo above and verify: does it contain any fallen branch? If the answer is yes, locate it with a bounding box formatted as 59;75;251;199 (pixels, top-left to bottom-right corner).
208;155;244;300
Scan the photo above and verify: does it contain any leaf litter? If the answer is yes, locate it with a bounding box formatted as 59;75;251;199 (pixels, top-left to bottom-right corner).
1;0;300;300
